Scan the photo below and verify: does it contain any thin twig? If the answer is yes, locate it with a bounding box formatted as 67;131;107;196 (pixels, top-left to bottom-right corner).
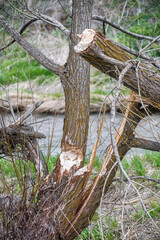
12;101;44;126
114;176;160;184
0;18;37;52
110;63;160;233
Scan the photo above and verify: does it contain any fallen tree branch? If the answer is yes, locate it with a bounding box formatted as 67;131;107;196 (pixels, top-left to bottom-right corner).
12;101;44;126
110;66;160;234
74;29;160;107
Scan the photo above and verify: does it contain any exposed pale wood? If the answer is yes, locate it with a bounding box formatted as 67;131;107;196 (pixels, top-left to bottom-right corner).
64;93;147;239
75;29;160;108
55;144;84;182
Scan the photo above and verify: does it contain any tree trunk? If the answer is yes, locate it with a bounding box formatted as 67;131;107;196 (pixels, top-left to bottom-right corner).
1;3;160;240
55;0;93;182
74;29;160;108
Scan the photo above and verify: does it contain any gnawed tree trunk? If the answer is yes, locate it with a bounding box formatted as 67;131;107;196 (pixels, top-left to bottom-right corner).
74;29;160;108
31;92;154;240
55;0;93;183
1;3;160;240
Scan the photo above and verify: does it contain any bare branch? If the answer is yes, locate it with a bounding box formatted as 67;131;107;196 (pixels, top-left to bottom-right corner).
0;101;48;176
0;15;61;75
5;0;70;39
0;84;16;121
114;176;160;184
0;18;38;52
92;15;160;42
139;35;160;55
110;66;160;234
31;12;70;39
12;101;44;126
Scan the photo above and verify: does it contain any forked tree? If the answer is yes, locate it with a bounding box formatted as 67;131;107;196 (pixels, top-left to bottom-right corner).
0;0;160;239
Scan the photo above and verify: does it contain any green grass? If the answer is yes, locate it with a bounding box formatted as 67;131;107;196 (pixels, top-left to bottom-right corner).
120;86;131;96
131;155;146;176
117;9;160;58
92;89;107;96
52;92;64;100
90;70;111;84
91;96;103;104
145;151;160;168
77;216;120;240
85;154;102;171
150;200;160;219
132;200;160;222
0;158;35;179
44;154;59;173
122;155;146;176
0;46;58;85
0;154;59;179
77;225;104;240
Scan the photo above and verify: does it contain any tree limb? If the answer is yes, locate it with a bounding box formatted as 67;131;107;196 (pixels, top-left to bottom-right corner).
92;15;160;42
0;101;48;176
0;15;61;75
12;101;44;126
35;12;70;39
75;29;160;107
129;138;160;152
0;18;38;52
112;41;160;67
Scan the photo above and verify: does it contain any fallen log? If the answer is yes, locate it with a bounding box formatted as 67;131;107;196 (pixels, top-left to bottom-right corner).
75;29;160;108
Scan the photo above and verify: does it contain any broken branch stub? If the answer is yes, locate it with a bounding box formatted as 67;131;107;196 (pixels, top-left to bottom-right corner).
75;29;160;107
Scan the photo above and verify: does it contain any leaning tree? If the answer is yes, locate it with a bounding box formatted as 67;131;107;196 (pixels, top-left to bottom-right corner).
0;0;160;239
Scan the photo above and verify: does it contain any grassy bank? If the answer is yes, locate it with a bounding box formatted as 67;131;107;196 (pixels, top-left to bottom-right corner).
0;150;159;239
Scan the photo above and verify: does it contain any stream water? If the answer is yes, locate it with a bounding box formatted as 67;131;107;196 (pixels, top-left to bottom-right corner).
32;113;160;159
3;113;160;159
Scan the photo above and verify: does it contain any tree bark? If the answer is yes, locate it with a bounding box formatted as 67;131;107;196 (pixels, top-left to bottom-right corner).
1;4;160;240
74;29;160;108
60;1;93;151
54;0;93;183
63;94;148;239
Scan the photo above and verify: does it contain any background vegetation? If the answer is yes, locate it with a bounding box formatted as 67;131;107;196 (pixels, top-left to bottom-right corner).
0;0;160;239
